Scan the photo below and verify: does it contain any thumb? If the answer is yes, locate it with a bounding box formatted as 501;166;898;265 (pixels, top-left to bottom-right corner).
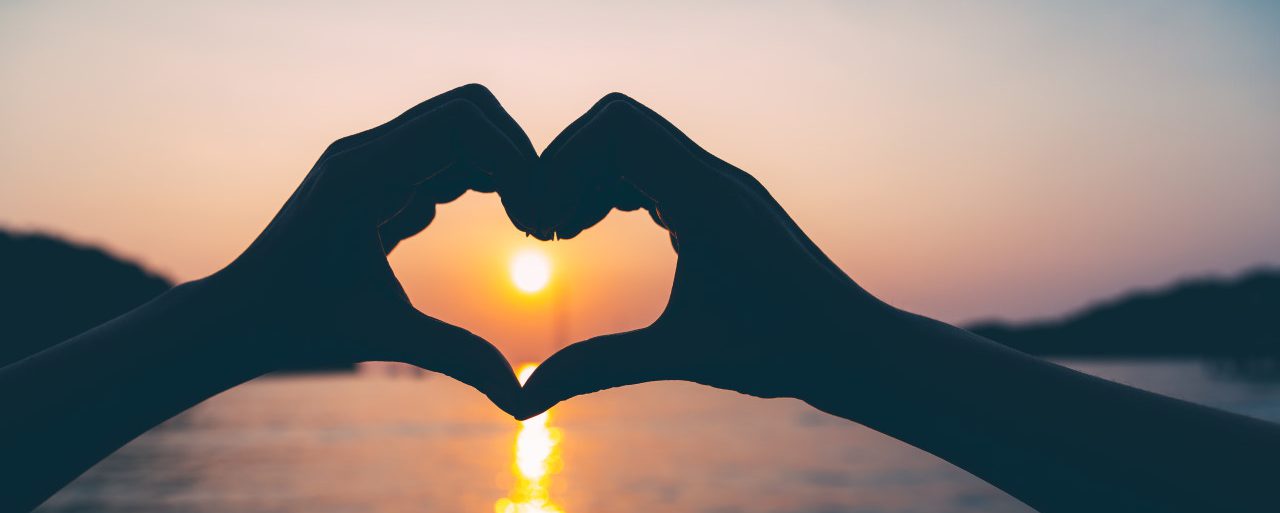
361;303;523;418
519;326;671;420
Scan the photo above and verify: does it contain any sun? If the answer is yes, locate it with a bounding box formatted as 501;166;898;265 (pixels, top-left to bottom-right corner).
510;249;551;293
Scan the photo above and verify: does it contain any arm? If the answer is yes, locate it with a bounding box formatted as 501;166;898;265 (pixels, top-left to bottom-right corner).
0;279;271;512
809;308;1280;513
0;84;534;512
518;93;1280;513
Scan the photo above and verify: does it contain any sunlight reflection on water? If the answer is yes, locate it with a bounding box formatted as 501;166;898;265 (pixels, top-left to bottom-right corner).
495;364;564;513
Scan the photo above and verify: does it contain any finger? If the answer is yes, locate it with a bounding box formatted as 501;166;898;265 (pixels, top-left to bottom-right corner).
378;161;487;252
545;179;616;240
545;176;655;240
434;86;541;236
317;85;536;235
518;327;673;419
378;188;437;253
581;93;768;204
611;95;850;276
540;92;662;160
324;99;531;224
417;161;483;204
323;83;536;161
336;98;526;185
567;95;847;277
423;85;540;236
528;96;640;240
548;95;790;231
528;93;669;240
596;93;726;172
361;303;523;418
541;99;730;239
537;93;699;236
378;150;521;252
454;85;537;160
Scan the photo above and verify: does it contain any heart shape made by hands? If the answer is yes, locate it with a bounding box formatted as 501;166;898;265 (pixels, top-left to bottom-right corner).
370;85;871;422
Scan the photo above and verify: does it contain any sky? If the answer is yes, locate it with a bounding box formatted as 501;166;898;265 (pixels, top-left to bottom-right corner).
2;0;1278;363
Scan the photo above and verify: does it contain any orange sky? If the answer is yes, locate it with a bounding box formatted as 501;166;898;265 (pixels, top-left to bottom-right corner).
2;1;1278;363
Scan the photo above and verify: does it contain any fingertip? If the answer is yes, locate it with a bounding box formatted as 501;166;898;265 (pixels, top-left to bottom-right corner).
470;170;497;193
486;374;527;420
613;180;653;212
518;330;660;416
517;368;568;419
512;403;555;422
379;311;524;417
509;391;554;421
526;229;555;241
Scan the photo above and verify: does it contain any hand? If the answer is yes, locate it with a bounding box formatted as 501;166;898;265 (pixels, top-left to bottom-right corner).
517;93;900;417
211;84;534;415
514;93;1280;513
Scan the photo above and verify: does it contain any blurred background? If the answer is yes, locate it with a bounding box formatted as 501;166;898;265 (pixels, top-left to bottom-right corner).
2;1;1278;512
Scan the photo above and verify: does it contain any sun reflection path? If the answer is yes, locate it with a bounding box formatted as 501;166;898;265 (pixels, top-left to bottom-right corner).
495;364;564;513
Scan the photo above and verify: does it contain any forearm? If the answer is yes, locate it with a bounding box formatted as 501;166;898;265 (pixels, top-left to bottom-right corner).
0;278;269;512
805;309;1280;513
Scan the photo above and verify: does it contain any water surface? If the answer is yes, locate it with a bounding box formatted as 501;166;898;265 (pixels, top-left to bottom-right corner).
36;359;1280;513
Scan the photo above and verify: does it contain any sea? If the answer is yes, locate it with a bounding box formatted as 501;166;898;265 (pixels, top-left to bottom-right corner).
34;358;1280;513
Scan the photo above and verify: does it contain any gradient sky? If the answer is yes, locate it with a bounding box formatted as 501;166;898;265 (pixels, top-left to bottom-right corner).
2;0;1278;363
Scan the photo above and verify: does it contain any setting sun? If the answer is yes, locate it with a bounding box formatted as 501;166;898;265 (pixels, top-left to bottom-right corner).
511;249;552;293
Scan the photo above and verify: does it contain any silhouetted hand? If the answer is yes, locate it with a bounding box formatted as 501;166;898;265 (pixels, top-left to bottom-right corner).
517;93;1280;513
213;84;535;413
0;84;539;512
518;93;893;413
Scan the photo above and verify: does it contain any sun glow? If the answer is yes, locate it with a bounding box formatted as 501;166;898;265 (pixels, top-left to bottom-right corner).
510;249;552;293
495;364;564;513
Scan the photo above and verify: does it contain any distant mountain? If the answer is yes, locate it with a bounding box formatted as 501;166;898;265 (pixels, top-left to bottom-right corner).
0;229;172;367
968;268;1280;357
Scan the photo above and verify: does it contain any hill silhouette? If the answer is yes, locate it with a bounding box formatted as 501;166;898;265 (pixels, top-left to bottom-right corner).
0;229;172;367
968;268;1280;357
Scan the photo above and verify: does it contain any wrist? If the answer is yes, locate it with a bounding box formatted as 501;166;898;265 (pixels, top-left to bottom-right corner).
791;301;944;421
166;276;251;331
157;275;278;374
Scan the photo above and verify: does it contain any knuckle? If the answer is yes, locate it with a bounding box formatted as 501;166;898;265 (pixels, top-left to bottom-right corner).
323;133;364;157
318;148;366;183
595;92;637;110
579;100;644;143
452;83;500;108
598;98;642;124
400;84;492;118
